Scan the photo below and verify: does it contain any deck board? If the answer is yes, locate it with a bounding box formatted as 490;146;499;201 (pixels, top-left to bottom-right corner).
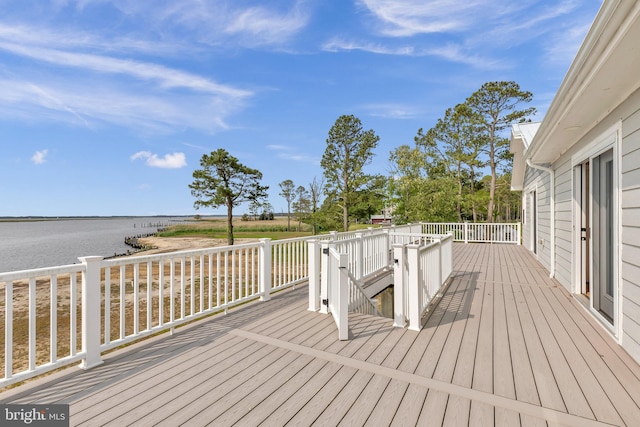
2;243;640;426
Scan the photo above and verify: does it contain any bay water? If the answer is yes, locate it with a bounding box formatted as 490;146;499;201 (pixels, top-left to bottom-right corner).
0;217;184;273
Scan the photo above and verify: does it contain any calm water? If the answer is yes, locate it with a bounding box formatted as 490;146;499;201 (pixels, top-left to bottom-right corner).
0;217;183;273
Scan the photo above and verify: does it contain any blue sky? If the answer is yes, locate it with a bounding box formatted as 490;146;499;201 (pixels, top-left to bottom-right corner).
0;0;602;217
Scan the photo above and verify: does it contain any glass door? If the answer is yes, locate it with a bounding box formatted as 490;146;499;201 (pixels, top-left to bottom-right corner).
592;148;614;321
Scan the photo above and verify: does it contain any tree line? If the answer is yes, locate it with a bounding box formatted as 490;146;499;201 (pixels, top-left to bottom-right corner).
190;81;535;244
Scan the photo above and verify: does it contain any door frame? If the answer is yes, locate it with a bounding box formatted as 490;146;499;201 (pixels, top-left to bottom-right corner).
571;121;622;340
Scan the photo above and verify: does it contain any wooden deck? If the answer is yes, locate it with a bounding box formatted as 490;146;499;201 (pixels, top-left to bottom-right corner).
2;243;640;426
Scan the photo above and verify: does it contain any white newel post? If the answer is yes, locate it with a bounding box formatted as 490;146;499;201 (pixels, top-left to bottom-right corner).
337;253;349;340
259;238;272;301
320;242;330;314
308;239;320;311
392;244;406;328
464;222;469;244
407;245;422;331
79;256;104;370
517;222;522;245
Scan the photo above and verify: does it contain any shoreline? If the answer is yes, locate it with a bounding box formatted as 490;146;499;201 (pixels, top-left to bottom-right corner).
129;236;259;256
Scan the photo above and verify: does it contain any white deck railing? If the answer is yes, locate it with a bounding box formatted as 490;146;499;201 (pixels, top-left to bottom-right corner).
393;234;454;331
421;222;521;244
0;221;516;386
319;231;454;338
0;237;309;388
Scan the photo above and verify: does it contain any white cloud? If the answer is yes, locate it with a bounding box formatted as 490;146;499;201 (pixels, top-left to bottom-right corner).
0;17;253;133
322;38;415;55
31;149;48;164
131;151;187;169
0;40;250;99
322;38;503;69
222;4;310;46
61;0;310;48
266;144;319;164
360;103;421;119
266;144;288;151
0;78;242;133
358;0;498;36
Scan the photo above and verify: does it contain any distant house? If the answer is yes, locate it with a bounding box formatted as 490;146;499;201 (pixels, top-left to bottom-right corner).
370;206;394;224
510;2;640;363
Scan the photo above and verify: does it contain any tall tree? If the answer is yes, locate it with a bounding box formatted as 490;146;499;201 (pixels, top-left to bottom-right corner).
189;149;268;245
466;81;535;222
416;103;480;222
321;114;380;231
293;185;310;231
389;144;458;223
279;179;296;231
308;177;324;235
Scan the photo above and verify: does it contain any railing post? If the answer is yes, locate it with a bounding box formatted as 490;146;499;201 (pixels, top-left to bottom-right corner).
259;238;272;301
337;253;349;340
79;256;104;370
330;231;338;241
464;221;469;244
517;222;522;245
308;239;320;311
392;244;406;328
407;244;422;331
320;242;330;314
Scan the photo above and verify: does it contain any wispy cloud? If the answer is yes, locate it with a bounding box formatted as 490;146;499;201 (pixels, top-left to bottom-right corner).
322;38;415;55
358;0;501;36
222;3;310;46
0;78;242;133
131;151;187;169
31;149;48;165
360;103;421;119
0;4;269;134
68;0;311;48
0;39;250;99
266;144;288;151
322;38;504;69
266;144;319;164
344;0;588;72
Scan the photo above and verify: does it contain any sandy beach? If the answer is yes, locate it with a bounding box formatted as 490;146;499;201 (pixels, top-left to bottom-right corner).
134;236;259;255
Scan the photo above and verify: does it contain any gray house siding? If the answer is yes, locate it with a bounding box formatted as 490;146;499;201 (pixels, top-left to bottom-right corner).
538;87;640;362
554;156;573;291
522;166;551;272
621;104;640;362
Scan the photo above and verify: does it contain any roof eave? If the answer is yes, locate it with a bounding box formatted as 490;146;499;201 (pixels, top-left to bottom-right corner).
527;1;640;164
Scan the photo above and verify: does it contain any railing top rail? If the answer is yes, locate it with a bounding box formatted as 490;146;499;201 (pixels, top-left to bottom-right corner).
0;263;84;281
102;241;264;267
407;240;440;252
390;232;449;238
440;233;454;242
273;235;319;244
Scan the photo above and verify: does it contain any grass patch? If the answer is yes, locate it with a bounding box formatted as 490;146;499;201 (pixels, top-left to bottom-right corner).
157;217;313;239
